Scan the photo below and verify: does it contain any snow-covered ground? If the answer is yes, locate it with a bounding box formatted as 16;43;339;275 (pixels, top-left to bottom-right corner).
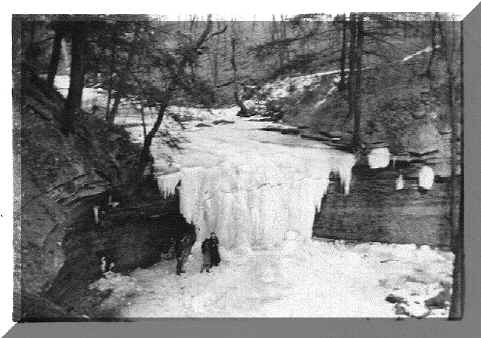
89;105;454;318
92;235;452;318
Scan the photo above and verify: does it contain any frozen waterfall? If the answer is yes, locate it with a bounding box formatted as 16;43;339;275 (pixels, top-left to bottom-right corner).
119;105;357;250
158;154;355;249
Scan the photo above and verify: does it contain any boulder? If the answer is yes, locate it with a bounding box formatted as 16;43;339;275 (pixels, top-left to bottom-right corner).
195;123;212;128
300;133;333;142
425;289;450;309
385;294;406;304
280;128;301;135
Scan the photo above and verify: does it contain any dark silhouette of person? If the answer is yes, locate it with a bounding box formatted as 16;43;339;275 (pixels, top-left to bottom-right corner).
175;231;196;275
209;232;221;267
200;238;211;273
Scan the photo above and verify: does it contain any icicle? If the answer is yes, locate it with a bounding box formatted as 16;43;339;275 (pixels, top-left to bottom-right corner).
396;174;404;190
418;166;435;190
100;256;107;273
336;153;356;195
157;172;182;198
367;147;390;169
93;206;99;225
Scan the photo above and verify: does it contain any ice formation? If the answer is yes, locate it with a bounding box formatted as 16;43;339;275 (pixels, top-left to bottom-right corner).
154;114;357;249
157;172;181;198
418;165;435;190
395;174;404;190
157;156;355;249
367;147;391;169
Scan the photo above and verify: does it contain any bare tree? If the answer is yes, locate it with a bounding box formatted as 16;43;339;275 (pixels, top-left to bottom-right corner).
62;22;87;135
133;16;216;185
337;14;348;91
47;23;65;89
230;22;249;116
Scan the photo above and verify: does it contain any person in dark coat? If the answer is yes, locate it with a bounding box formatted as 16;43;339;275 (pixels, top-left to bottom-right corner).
200;238;211;273
208;232;221;267
175;231;196;275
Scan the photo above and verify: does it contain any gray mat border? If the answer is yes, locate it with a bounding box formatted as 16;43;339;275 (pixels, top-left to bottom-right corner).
5;5;481;338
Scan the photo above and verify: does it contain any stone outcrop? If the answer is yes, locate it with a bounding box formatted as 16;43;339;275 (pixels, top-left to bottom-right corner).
313;164;460;248
15;76;193;320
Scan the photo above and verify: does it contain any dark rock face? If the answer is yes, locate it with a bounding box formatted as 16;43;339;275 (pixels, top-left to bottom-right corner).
313;165;460;248
16;77;193;320
402;118;443;155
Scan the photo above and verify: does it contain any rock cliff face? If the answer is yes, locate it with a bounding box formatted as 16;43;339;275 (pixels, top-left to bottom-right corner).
15;76;193;320
313;165;460;248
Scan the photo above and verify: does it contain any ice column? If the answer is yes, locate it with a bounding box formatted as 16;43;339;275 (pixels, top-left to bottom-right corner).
367;147;391;169
418;166;435;190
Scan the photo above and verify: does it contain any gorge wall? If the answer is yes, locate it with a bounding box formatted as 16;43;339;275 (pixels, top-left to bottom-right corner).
16;76;193;320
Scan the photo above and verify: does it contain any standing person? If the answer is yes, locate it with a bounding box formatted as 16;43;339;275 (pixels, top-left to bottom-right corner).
209;232;221;267
200;238;211;273
175;231;196;275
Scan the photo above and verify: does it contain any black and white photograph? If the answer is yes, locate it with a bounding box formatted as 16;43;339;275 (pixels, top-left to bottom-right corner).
11;9;464;323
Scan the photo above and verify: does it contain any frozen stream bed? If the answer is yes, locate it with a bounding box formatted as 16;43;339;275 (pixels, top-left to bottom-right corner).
91;106;453;318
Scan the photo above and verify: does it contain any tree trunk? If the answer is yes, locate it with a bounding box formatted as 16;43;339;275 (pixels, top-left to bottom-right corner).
352;15;364;149
279;15;287;68
425;15;438;80
446;19;463;321
132;17;213;187
105;27;118;121
338;15;348;91
62;23;87;136
108;91;122;123
47;29;63;89
107;24;140;124
25;21;36;68
347;13;357;125
140;104;147;140
134;87;174;186
230;34;249;116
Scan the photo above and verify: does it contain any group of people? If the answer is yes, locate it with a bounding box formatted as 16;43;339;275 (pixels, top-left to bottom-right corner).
200;232;221;273
174;231;221;275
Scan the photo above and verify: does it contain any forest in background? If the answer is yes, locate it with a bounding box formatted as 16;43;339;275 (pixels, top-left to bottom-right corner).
18;13;462;153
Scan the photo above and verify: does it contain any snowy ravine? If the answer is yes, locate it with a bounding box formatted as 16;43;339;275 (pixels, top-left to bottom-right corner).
88;106;454;318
